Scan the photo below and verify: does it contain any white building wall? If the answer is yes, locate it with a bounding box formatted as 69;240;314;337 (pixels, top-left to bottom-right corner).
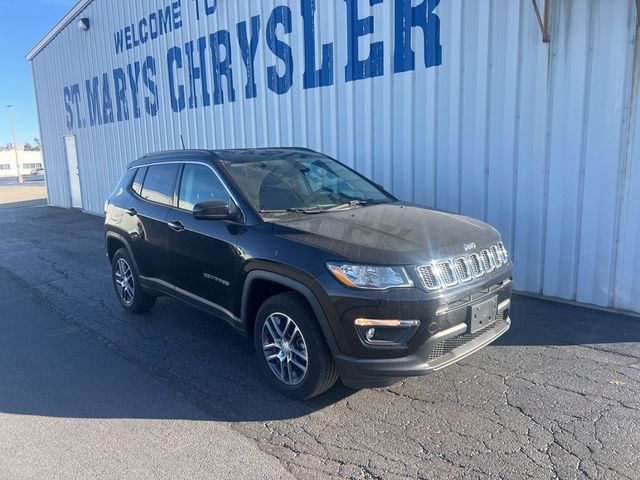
28;0;640;314
0;150;43;177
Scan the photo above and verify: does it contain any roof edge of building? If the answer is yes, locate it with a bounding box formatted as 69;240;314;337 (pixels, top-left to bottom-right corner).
26;0;94;61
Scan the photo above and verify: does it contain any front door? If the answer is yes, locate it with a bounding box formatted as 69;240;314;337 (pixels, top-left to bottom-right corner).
64;135;82;208
167;163;243;317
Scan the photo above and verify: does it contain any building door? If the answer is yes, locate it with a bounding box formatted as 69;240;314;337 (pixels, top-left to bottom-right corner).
64;135;82;208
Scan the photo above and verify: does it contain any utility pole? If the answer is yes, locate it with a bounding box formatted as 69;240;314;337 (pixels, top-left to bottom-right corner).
6;105;23;184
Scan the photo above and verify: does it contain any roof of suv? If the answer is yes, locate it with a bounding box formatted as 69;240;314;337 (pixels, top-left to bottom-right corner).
128;147;322;169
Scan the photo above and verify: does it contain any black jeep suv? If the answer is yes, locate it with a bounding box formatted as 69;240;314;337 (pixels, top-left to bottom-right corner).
104;148;512;399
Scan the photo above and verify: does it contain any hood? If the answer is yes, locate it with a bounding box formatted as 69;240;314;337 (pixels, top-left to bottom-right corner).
271;203;501;265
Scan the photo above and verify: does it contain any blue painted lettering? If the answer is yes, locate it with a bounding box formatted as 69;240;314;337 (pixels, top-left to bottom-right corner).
172;1;183;30
70;84;82;128
237;16;261;100
210;30;236;105
127;61;143;119
344;0;384;82
167;47;186;112
149;13;159;40
64;87;73;129
114;31;124;55
266;6;294;95
186;37;211;108
139;18;149;45
159;6;172;36
113;68;129;122
124;26;133;50
394;0;442;72
85;77;102;127
102;73;115;124
301;0;334;89
143;56;159;117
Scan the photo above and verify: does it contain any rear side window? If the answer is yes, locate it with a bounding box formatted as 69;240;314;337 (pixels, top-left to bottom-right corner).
141;164;180;206
178;164;231;211
131;168;146;196
112;169;136;199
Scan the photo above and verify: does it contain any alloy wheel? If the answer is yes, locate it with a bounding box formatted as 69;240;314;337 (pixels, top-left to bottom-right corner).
114;258;135;305
261;312;309;385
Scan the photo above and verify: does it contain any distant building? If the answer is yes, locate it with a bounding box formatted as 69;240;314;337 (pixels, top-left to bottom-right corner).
0;150;43;177
5;143;26;151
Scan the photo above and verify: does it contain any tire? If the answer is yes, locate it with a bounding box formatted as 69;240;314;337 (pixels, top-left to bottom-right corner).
111;248;156;314
254;292;339;400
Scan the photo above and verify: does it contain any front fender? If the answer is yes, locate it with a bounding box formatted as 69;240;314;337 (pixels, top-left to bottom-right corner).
240;270;339;355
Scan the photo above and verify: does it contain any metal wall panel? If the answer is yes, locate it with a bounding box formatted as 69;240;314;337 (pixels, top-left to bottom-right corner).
29;0;640;313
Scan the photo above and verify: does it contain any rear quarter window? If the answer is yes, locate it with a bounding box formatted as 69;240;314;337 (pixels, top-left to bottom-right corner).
131;168;146;196
112;169;136;199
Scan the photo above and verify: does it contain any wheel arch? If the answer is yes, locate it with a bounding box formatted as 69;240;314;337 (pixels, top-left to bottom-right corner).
105;232;140;273
241;271;339;355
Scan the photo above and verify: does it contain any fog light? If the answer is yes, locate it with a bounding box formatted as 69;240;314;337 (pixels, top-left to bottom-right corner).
354;319;420;328
354;319;421;346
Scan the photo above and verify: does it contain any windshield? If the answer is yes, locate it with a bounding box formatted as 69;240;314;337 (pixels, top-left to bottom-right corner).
219;155;395;215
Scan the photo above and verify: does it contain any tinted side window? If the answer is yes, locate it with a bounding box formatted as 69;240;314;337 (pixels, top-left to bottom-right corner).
178;164;231;212
113;169;136;199
132;167;146;196
141;164;180;206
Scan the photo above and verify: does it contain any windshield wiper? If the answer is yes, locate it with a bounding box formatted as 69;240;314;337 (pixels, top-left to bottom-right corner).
259;207;328;215
287;207;328;214
260;200;386;215
327;200;376;211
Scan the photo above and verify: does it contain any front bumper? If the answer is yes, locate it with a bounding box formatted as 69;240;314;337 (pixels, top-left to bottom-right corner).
312;267;513;388
335;311;510;388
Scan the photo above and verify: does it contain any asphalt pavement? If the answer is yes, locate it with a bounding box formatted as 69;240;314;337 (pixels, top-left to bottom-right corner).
0;198;639;479
0;267;294;480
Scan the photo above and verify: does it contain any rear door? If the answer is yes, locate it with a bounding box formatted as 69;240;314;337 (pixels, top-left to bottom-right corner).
125;163;180;282
167;163;243;317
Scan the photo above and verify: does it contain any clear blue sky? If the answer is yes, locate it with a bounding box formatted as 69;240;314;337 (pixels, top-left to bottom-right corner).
0;0;77;146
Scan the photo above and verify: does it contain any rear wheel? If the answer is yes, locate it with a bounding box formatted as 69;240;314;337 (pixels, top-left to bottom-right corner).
111;248;156;313
254;292;338;399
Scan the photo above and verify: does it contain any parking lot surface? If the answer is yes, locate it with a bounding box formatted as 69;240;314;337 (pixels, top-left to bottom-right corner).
0;200;639;479
0;176;46;208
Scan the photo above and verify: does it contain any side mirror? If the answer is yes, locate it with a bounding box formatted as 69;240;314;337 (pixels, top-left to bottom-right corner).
193;200;239;221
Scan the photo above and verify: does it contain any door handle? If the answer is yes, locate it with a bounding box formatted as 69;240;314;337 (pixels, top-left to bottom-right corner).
168;220;185;232
124;208;137;216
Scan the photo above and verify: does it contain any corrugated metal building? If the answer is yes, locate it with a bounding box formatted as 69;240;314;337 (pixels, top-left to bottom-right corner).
27;0;640;314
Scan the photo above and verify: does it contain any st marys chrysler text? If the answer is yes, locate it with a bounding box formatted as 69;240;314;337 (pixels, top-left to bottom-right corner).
104;148;512;399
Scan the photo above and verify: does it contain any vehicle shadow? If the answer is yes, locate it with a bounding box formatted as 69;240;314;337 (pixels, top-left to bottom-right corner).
121;298;360;422
495;294;640;347
0;266;356;422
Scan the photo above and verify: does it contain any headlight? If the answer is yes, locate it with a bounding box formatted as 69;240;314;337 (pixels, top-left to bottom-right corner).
327;263;414;290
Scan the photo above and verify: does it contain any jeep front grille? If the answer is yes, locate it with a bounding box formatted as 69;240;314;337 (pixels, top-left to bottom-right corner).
417;242;509;291
490;245;502;267
469;253;483;277
417;264;441;290
437;261;457;286
454;257;472;282
481;249;495;273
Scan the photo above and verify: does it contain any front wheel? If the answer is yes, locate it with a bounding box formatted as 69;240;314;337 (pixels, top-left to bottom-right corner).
111;248;156;313
254;292;338;400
